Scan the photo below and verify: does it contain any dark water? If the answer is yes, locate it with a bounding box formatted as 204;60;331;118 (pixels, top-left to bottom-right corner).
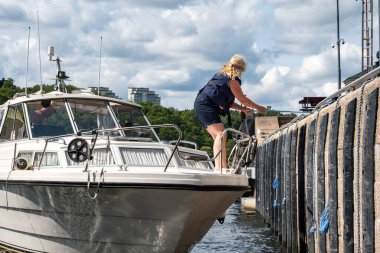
192;203;283;253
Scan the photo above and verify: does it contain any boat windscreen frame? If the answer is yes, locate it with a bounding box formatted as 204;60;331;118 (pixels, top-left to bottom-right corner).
66;98;120;136
109;101;160;141
0;107;6;138
25;99;76;138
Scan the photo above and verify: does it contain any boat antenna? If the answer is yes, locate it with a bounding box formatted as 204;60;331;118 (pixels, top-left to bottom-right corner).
98;36;103;95
48;46;69;93
37;10;43;92
25;26;31;95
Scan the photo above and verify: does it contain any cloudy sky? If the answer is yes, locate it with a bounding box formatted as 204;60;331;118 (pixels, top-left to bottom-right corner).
0;0;378;111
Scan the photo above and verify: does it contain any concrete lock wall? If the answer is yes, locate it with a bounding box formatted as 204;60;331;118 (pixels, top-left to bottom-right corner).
255;77;380;253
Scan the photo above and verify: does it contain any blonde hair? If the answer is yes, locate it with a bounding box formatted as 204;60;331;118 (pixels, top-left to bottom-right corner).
220;54;247;79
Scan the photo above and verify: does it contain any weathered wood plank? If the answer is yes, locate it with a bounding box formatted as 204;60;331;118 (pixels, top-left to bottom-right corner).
272;139;278;232
256;146;260;212
361;88;378;253
328;107;341;253
263;143;268;219
297;124;307;253
282;133;287;245
276;135;284;239
317;113;329;253
291;129;298;253
267;142;271;222
306;119;316;253
266;142;270;222
270;140;275;226
286;132;292;252
283;131;290;246
256;146;261;213
343;98;357;253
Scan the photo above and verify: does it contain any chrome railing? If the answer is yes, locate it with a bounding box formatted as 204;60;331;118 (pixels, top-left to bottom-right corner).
202;128;256;175
86;124;182;172
313;66;380;112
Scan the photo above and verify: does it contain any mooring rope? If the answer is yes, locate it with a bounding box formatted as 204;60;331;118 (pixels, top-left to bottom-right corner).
273;176;279;208
354;82;367;252
309;109;321;234
87;168;105;200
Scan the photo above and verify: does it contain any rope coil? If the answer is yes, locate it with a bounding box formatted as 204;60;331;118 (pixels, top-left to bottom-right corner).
353;83;367;252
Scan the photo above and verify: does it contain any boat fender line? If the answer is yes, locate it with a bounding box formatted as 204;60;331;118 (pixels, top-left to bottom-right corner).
86;167;105;200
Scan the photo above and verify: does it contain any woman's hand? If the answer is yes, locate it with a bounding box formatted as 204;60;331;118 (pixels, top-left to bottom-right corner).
243;107;255;115
256;106;268;113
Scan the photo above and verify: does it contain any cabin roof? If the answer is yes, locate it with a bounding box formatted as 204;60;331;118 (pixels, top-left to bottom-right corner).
0;91;142;108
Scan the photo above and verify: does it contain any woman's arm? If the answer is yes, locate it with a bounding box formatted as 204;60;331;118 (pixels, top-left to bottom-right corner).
229;79;267;113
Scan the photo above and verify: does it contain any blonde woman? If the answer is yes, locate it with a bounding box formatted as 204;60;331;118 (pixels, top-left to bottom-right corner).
194;54;267;172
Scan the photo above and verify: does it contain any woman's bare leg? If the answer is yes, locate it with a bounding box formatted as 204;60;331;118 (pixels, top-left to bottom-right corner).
206;123;227;171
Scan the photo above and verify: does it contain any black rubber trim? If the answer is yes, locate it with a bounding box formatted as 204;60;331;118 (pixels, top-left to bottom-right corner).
0;180;249;192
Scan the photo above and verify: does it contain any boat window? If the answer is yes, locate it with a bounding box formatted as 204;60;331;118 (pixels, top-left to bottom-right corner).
34;152;60;167
16;151;60;168
120;147;173;167
112;103;158;141
68;99;118;135
26;99;73;138
65;148;115;166
0;104;28;141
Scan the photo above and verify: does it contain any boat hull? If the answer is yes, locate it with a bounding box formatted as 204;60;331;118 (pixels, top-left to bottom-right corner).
0;176;247;253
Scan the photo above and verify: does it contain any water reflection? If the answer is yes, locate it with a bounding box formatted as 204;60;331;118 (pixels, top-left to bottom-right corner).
192;202;283;253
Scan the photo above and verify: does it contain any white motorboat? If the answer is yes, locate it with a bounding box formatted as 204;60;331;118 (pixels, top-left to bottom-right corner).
0;50;250;253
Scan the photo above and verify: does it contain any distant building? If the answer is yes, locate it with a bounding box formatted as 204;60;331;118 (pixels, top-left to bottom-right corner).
88;86;119;99
128;87;161;105
299;97;326;112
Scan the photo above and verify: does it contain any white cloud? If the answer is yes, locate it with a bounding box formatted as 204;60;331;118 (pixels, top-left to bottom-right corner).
0;0;371;113
129;69;191;87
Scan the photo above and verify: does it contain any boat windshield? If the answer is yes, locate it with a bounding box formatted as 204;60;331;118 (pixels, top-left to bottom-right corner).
111;103;158;141
68;99;119;135
27;99;74;137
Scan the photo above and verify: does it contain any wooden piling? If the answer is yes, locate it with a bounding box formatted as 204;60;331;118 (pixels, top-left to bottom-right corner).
254;77;380;253
361;88;378;252
328;107;340;253
285;132;292;251
276;134;284;240
291;129;298;253
281;132;287;246
317;114;329;253
297;124;307;253
306;119;316;253
343;98;356;253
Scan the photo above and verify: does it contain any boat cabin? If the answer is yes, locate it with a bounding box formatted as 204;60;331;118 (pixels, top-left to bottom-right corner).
0;92;157;141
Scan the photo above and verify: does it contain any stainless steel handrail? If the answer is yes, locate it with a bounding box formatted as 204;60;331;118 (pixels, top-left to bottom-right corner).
214;128;256;175
169;140;198;149
225;129;257;174
313;66;380;112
